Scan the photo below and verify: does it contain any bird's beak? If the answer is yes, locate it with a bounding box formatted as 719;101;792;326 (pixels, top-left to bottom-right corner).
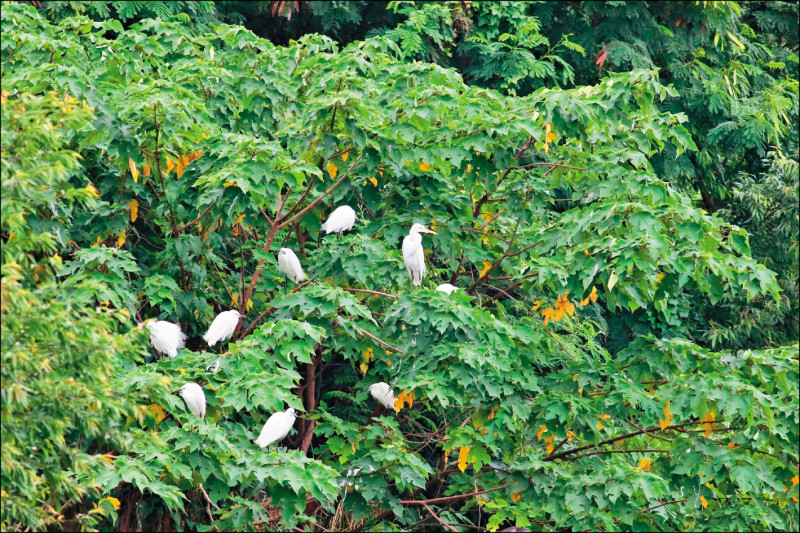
422;227;438;235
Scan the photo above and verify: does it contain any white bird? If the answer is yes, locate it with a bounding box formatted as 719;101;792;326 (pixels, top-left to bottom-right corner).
321;205;357;235
145;319;186;358
254;407;300;448
402;223;437;287
206;357;221;374
277;248;305;283
203;310;243;347
174;383;206;419
435;283;459;295
369;382;398;411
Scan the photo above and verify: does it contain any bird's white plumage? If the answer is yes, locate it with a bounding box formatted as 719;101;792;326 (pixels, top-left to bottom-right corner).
321;205;356;235
402;223;436;287
178;383;206;419
145;320;186;358
278;248;305;283
369;382;397;410
254;408;298;448
435;283;459;295
203;310;242;346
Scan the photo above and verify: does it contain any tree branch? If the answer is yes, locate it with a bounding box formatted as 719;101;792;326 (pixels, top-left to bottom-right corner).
356;326;405;354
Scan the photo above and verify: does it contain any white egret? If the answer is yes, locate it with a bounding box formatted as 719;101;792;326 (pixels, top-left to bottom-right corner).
368;382;397;411
203;310;244;347
173;383;206;419
278;248;305;283
402;223;437;288
321;205;356;236
435;283;459;295
145;319;186;358
254;407;300;448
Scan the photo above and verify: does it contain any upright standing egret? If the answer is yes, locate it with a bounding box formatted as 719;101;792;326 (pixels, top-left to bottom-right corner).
278;248;305;282
435;283;459;295
173;383;206;419
145;319;186;358
402;223;437;288
254;407;300;448
203;310;244;347
368;382;397;411
320;205;357;241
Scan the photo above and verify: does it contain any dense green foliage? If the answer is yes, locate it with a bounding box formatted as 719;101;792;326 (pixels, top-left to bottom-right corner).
1;1;798;532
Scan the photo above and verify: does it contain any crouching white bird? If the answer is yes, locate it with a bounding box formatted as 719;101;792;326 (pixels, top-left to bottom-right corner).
277;248;305;283
321;205;357;236
369;382;398;412
254;407;300;448
435;283;459;295
173;383;206;419
203;310;244;347
145;319;186;358
402;223;437;288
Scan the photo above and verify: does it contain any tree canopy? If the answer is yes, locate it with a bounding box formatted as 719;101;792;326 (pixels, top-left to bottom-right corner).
1;2;798;532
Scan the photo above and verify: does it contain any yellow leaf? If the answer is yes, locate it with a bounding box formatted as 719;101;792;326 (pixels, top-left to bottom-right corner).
406;390;414;408
224;181;236;187
166;157;175;174
543;142;549;154
659;418;671;430
511;492;521;504
231;294;239;307
597;421;605;431
142;163;151;177
128;199;139;222
589;286;598;303
393;397;403;413
176;156;186;178
117;232;126;248
369;177;378;187
546;130;556;143
147;404;167;424
584;249;589;255
532;301;542;311
86;183;100;198
419;162;432;172
580;297;589;307
94;235;103;246
702;411;715;438
234;214;245;225
482;237;489;245
792;496;799;503
656;272;665;281
363;348;374;363
194;309;199;318
326;162;338;179
567;430;575;442
600;414;611;420
639;458;651;471
246;298;253;312
536;424;548;441
546;440;554;455
466;164;473;173
791;475;799;487
129;158;139;182
705;482;712;489
663;402;672;419
479;261;492;278
553;306;566;322
541;308;554;325
99;496;121;510
457;446;470;473
341;151;349;162
359;362;368;375
727;442;739;449
578;386;583;395
699;495;708;509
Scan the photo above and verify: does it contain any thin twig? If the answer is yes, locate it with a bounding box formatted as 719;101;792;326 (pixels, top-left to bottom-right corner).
343;288;397;299
357;327;405;354
421;502;457;532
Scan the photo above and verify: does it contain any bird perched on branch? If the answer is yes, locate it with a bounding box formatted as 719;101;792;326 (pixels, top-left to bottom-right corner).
278;248;305;285
402;223;437;288
368;382;398;412
254;407;300;448
173;383;206;420
321;205;356;238
144;319;186;358
203;310;244;347
435;283;459;295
